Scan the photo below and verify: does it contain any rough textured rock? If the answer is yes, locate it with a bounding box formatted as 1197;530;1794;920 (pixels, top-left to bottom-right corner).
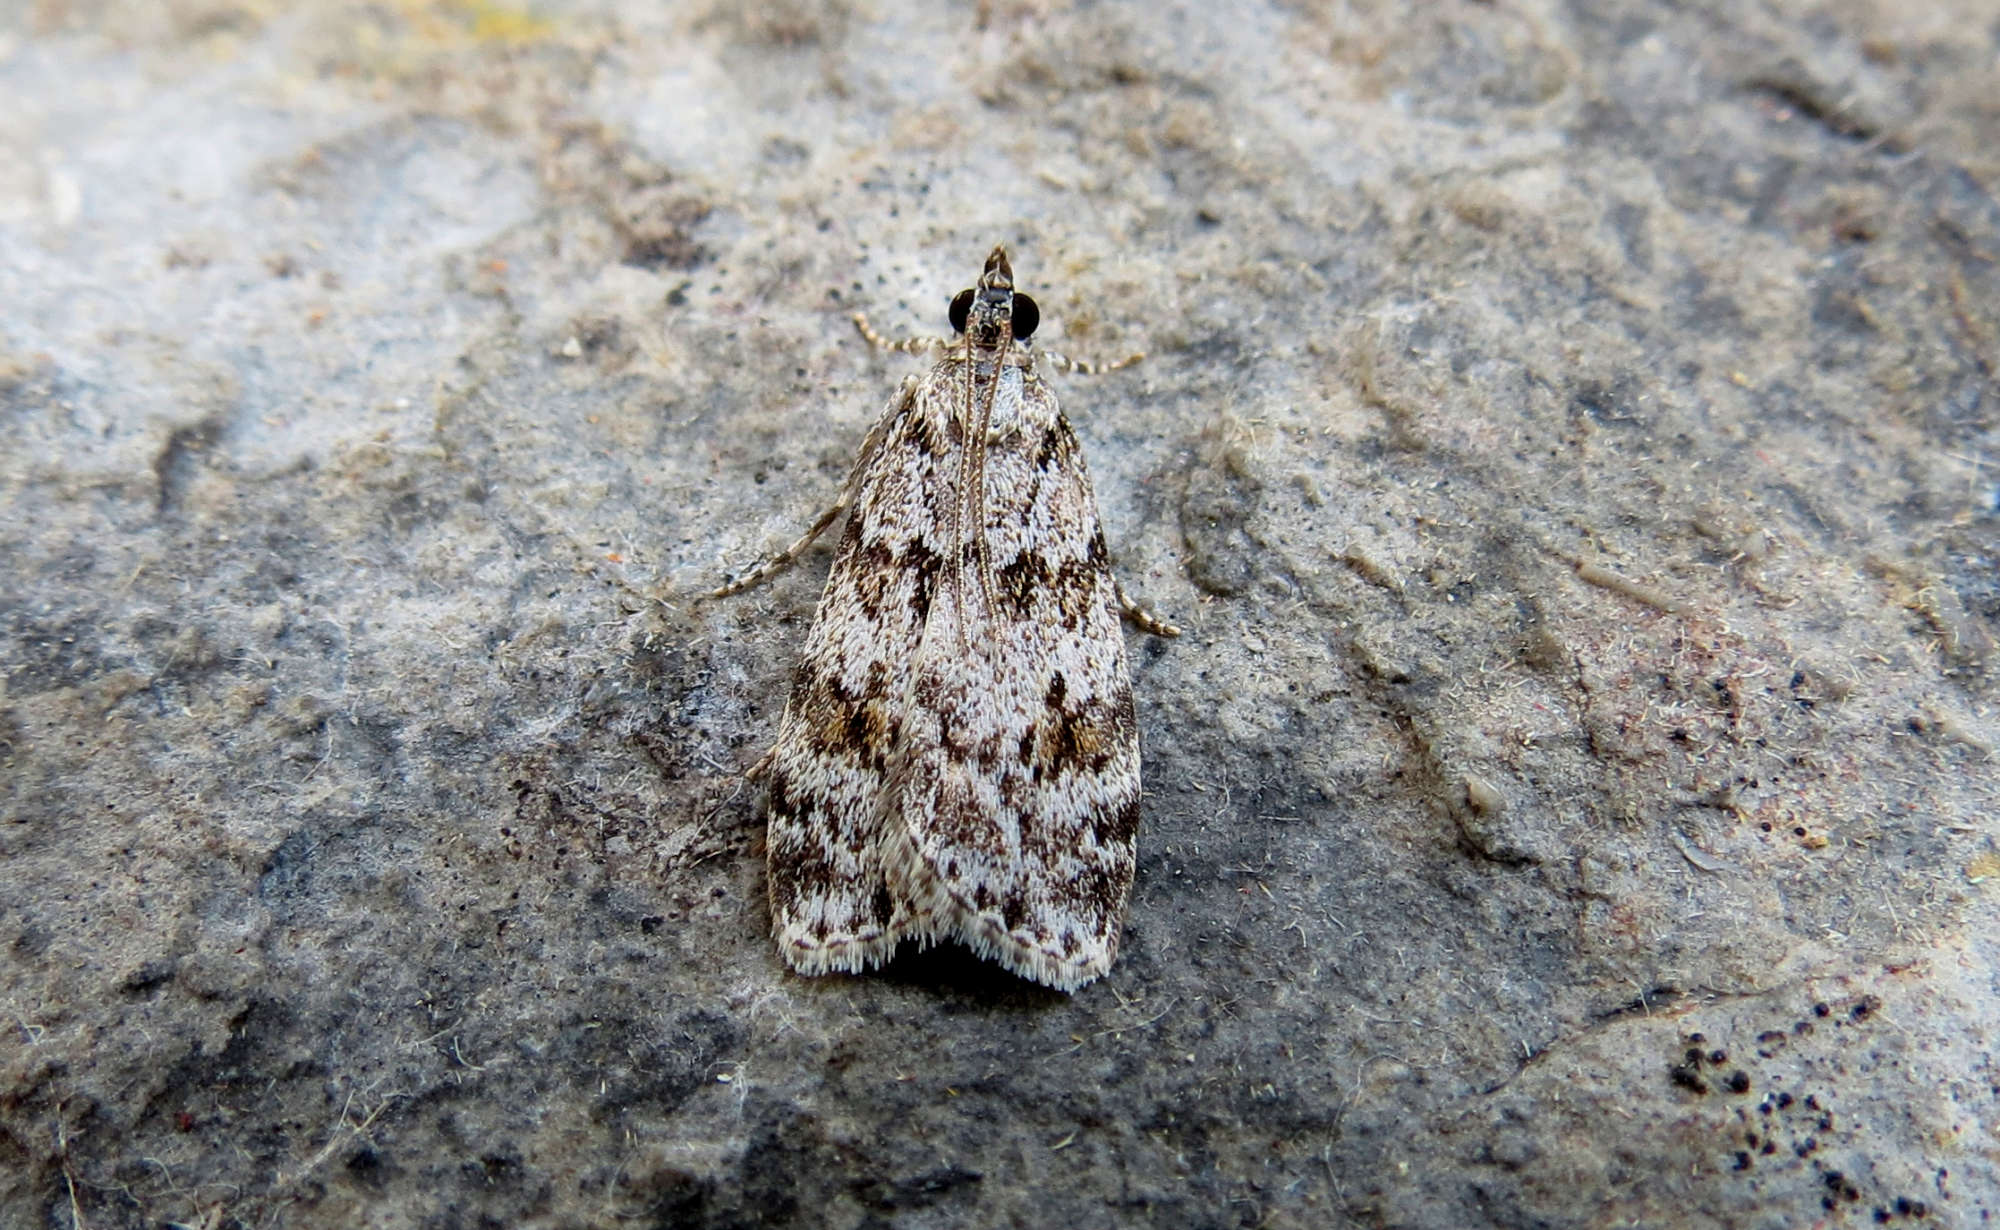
2;1;1996;1227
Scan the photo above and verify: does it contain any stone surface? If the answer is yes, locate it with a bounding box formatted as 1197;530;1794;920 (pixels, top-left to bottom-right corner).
2;1;1996;1227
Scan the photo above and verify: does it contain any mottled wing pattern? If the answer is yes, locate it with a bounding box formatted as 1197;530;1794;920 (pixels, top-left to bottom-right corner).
882;361;1139;992
751;244;1155;992
764;377;955;974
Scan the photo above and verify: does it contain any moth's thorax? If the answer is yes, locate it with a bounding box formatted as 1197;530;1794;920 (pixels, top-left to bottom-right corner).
956;343;1037;378
938;350;1048;438
986;364;1036;437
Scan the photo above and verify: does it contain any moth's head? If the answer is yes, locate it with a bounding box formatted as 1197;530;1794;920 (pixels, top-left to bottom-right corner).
949;245;1039;348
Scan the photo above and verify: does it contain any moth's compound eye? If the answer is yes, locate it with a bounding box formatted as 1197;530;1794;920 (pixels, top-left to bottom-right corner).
1011;293;1039;340
948;288;975;334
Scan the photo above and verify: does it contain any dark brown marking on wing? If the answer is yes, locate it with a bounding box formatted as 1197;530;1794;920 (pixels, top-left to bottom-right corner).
1093;791;1142;852
847;534;945;626
1031;421;1072;473
766;773;892;929
908;399;952;456
1084;527;1108;567
994;549;1051;616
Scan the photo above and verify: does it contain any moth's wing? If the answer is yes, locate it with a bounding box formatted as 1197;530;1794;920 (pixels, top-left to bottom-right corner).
887;399;1140;992
765;374;952;975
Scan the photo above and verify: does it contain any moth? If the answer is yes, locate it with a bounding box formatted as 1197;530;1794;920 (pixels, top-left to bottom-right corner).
716;246;1175;991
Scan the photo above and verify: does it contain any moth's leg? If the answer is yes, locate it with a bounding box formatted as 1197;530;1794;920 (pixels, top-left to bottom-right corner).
712;375;921;597
852;312;946;356
1115;577;1180;638
1041;347;1144;376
